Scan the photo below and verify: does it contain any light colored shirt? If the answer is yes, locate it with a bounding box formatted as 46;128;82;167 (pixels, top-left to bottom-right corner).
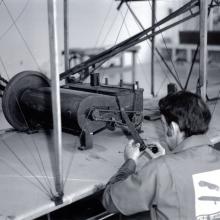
102;134;220;220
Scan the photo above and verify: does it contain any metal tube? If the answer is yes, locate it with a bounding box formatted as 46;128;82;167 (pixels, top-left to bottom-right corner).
199;0;208;100
151;0;156;97
132;51;136;83
120;54;124;81
47;0;63;197
64;0;69;71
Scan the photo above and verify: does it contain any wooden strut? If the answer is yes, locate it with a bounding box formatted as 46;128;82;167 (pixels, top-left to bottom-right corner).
60;0;199;83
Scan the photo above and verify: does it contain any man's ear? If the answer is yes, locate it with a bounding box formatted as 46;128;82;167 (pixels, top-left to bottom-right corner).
169;121;180;136
167;121;179;137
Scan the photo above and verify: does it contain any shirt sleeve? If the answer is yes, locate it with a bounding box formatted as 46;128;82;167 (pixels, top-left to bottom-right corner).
102;158;158;216
102;159;136;213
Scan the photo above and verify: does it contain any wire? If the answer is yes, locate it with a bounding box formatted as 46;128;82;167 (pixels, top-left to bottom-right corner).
63;107;94;188
0;55;55;197
125;2;182;91
63;138;77;187
119;8;151;86
114;7;128;45
31;135;54;194
18;134;54;195
100;11;120;47
0;55;9;79
91;7;129;79
1;139;54;198
147;0;182;84
0;156;52;199
94;1;114;48
0;0;30;41
120;5;171;92
2;0;42;71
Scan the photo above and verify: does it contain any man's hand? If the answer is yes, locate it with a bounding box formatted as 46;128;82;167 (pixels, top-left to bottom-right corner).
144;140;166;159
124;140;143;163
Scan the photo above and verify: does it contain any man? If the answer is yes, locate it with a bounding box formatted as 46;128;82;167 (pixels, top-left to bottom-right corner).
102;91;220;220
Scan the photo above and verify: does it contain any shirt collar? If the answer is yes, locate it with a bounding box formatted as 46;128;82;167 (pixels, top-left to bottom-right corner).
172;134;212;154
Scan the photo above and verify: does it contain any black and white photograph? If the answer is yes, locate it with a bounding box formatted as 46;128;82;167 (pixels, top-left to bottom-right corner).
0;0;220;219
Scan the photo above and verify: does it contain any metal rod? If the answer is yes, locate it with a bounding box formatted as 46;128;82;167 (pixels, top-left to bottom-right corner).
64;0;69;71
120;54;124;81
151;0;156;96
47;0;63;197
199;0;208;100
132;50;136;83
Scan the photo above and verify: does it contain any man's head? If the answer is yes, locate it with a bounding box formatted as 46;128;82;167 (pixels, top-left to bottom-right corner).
159;91;211;150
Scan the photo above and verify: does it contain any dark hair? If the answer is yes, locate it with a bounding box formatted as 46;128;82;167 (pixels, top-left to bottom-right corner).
159;91;211;137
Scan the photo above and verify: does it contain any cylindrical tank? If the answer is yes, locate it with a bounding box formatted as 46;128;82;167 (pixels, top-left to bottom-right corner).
20;87;118;133
2;71;143;135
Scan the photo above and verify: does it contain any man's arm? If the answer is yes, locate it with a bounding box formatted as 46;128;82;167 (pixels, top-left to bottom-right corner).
102;159;136;213
102;140;161;215
102;158;158;215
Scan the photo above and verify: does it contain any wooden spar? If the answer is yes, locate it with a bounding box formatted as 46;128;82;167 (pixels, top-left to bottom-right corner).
151;0;156;97
64;0;69;72
199;0;208;101
47;0;63;197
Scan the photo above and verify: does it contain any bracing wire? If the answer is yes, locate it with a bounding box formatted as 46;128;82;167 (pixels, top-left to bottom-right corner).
92;7;129;80
0;156;53;199
114;7;129;45
31;135;54;194
100;11;120;47
124;2;172;90
94;0;114;48
99;8;129;83
18;134;54;194
147;0;182;86
0;0;30;41
119;6;153;87
0;55;55;197
10;93;55;196
119;8;151;86
124;2;180;93
1;139;54;199
63;138;77;187
62;108;94;188
0;55;8;78
2;0;42;71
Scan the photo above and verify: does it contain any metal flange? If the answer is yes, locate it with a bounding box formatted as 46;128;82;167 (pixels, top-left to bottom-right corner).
2;71;50;131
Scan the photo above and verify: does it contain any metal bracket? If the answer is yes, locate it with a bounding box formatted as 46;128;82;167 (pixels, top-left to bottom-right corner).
52;193;64;206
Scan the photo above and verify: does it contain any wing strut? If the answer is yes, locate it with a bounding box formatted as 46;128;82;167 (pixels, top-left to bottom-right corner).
47;0;64;204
